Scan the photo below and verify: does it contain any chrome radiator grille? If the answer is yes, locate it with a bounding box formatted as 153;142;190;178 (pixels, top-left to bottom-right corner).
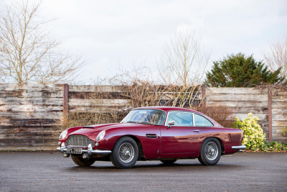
66;135;95;147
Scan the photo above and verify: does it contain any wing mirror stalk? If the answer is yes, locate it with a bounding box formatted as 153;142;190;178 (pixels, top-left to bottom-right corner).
168;121;175;128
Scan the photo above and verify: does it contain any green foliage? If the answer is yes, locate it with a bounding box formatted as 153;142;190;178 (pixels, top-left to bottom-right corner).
205;53;284;87
281;126;286;136
233;113;287;152
233;113;266;150
259;141;287;152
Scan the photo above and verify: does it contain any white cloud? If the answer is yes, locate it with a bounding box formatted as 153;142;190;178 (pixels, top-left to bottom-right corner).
2;0;287;83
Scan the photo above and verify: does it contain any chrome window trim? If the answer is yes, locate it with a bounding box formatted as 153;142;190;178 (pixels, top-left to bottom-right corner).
122;109;166;126
193;113;214;127
164;111;194;127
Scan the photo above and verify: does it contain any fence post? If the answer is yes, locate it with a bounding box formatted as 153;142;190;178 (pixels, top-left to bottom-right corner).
201;85;206;109
63;84;69;124
268;87;272;142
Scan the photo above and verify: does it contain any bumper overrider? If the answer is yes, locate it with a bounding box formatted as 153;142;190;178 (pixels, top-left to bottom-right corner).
231;145;246;152
56;143;112;158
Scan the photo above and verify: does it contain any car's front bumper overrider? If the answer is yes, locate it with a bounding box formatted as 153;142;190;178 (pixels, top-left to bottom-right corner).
231;145;246;152
56;143;112;156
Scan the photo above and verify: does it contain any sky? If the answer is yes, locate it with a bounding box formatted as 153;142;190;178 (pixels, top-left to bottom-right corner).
1;0;287;84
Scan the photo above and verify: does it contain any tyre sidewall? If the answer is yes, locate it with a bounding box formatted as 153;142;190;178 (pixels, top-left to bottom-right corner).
110;137;139;168
199;138;221;165
71;155;96;166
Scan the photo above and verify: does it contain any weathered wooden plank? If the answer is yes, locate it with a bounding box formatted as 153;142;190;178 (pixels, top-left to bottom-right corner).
0;90;63;98
69;98;132;107
69;106;132;113
272;114;287;121
272;109;287;115
272;127;287;134
0;126;62;135
0;98;63;105
272;136;287;142
229;107;268;114
0;138;58;148
0;105;63;112
206;88;268;95
272;101;287;109
0;118;62;126
207;94;268;101
69;92;130;99
69;85;126;93
0;146;58;150
0;111;63;120
272;120;287;127
273;91;287;96
271;96;287;102
207;100;268;108
0;133;60;140
0;83;62;90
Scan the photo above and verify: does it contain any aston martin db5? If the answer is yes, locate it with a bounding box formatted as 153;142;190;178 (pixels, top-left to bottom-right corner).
57;106;245;168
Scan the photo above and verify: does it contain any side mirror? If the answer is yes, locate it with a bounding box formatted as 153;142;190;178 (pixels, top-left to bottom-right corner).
168;121;175;128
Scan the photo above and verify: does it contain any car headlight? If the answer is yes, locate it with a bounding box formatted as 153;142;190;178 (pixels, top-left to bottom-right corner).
96;130;105;142
59;130;67;140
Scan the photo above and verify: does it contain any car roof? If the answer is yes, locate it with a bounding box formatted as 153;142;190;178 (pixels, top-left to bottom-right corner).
133;106;198;113
133;106;223;127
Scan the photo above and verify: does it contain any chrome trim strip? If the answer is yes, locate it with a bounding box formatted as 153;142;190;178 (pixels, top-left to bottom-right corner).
232;145;246;150
92;149;112;155
56;146;112;155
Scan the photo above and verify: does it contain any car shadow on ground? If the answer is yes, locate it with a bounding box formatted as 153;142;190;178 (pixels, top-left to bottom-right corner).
64;162;243;173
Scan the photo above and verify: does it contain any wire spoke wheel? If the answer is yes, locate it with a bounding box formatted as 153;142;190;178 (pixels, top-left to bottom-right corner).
204;141;218;161
110;137;139;168
118;142;135;163
198;138;221;165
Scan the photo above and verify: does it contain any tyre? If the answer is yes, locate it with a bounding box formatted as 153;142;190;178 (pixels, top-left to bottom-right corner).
110;137;139;169
198;138;221;165
71;155;96;167
160;159;177;165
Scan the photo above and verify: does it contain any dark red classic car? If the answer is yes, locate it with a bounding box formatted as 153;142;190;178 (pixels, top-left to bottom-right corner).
57;106;245;168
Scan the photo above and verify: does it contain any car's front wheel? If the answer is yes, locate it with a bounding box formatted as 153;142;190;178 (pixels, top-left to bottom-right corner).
110;137;139;169
198;138;221;165
71;155;96;166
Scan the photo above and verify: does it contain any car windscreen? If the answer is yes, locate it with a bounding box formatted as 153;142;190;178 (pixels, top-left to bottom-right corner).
121;109;166;125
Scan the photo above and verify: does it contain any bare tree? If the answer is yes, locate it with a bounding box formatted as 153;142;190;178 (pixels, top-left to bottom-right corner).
156;30;210;109
264;38;287;78
158;30;210;86
0;0;84;84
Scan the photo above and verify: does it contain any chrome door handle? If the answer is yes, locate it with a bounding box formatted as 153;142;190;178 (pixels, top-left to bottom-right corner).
146;134;157;138
193;130;199;132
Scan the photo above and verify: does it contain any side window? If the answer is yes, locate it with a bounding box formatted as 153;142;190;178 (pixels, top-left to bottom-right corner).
166;111;193;126
194;114;213;127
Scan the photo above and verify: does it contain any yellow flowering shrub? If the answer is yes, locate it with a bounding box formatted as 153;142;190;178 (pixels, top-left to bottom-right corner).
233;113;266;150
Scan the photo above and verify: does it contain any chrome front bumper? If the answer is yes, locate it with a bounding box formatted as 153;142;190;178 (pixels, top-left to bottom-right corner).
56;143;112;156
232;145;246;152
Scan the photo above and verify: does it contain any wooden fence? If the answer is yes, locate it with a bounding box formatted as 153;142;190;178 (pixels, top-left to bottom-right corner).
0;84;286;150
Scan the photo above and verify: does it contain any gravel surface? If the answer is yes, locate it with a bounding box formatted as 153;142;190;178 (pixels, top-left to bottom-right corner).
0;151;286;192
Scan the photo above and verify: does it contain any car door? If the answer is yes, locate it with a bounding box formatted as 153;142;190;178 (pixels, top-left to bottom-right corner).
160;111;199;156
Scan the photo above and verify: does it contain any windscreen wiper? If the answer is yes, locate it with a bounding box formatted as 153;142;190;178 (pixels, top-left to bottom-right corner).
126;121;137;123
138;121;152;125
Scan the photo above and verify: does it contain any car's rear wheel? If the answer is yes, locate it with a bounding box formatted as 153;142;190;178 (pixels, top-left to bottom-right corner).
71;155;96;166
160;159;177;165
198;138;221;165
110;136;139;169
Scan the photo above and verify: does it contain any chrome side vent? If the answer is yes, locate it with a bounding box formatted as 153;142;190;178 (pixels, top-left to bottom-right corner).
66;135;95;147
